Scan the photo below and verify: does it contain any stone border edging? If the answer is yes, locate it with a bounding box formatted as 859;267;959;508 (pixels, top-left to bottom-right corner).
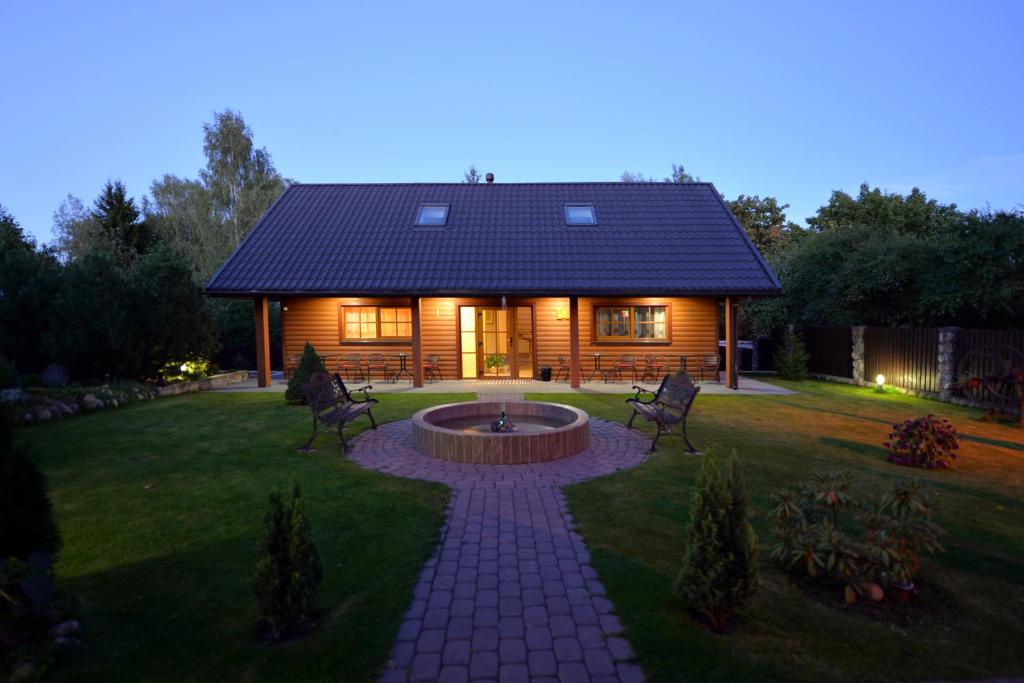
156;370;249;397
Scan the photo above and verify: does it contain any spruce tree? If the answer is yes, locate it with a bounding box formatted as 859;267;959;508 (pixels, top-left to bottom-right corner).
775;331;809;380
254;483;322;639
675;453;759;632
285;342;327;404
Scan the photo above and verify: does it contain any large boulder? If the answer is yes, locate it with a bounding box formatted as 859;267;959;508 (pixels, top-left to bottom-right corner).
81;394;104;411
41;364;69;388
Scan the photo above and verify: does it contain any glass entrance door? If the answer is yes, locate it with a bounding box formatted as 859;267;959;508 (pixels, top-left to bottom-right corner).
458;305;534;379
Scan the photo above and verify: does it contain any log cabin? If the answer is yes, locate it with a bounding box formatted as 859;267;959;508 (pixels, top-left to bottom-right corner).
205;178;782;389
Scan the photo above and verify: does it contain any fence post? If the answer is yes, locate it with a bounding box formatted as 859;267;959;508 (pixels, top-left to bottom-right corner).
851;326;866;385
938;327;961;399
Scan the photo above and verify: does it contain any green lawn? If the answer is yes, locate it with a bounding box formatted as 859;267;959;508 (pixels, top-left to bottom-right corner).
526;381;1024;683
17;391;472;682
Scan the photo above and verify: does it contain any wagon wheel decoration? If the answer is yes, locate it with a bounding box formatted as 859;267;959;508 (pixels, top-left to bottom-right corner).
955;345;1024;414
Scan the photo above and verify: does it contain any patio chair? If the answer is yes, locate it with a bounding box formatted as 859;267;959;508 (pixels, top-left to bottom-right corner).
299;372;377;452
700;354;721;383
423;354;443;382
611;355;637;383
285;354;302;378
366;353;391;382
640;354;667;381
554;354;571;382
337;353;364;382
626;371;701;453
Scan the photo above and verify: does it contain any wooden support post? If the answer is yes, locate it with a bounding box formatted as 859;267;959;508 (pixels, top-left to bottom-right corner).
411;296;423;388
254;296;271;388
569;296;581;388
725;296;739;390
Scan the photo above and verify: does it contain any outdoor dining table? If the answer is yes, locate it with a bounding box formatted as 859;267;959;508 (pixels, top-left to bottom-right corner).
588;352;610;383
391;352;413;383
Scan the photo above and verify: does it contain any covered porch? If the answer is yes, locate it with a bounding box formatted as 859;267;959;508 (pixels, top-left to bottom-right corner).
223;372;794;396
252;294;748;391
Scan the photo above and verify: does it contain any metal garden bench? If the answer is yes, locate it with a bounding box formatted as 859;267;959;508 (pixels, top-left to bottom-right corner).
300;372;378;452
625;371;701;453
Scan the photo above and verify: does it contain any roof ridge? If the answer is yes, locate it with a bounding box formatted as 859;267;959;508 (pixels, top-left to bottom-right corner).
288;181;719;187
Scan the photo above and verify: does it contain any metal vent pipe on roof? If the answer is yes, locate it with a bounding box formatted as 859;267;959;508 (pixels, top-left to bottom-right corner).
485;172;494;184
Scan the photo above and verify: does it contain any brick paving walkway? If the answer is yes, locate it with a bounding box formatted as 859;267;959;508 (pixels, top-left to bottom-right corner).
349;415;652;683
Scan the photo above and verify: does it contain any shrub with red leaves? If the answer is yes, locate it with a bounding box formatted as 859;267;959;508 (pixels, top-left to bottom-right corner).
883;415;962;469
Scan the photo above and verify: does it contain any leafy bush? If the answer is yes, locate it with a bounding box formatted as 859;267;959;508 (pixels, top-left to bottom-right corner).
254;483;323;641
285;343;326;404
675;453;759;632
775;331;809;380
884;415;961;469
768;470;943;604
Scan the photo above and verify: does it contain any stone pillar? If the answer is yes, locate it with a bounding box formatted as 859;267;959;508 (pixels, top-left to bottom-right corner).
851;326;866;385
938;327;961;399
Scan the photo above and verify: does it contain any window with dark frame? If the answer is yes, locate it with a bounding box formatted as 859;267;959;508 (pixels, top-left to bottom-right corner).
594;305;668;341
341;305;412;340
415;204;449;226
564;204;597;225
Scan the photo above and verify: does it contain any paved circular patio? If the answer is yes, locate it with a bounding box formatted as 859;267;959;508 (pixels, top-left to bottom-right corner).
349;417;652;683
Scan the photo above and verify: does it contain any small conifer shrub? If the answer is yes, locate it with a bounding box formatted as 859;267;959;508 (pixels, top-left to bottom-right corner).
675;453;759;632
285;342;327;404
254;483;323;640
775;331;809;380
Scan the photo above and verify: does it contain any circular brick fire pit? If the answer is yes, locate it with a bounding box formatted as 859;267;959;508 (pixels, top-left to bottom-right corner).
411;401;589;464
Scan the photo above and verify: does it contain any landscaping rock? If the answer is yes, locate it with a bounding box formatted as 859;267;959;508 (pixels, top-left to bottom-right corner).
1;387;25;404
41;364;70;388
48;620;81;638
34;407;52;421
82;394;104;411
9;661;36;683
109;398;119;408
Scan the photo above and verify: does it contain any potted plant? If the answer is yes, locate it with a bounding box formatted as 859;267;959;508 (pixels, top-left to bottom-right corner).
485;354;507;376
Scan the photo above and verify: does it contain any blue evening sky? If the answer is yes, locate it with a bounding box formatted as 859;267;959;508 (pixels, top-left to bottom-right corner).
2;1;1022;243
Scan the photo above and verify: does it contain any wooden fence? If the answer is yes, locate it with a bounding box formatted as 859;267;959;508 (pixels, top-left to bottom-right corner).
802;326;853;378
958;328;1024;388
863;327;940;393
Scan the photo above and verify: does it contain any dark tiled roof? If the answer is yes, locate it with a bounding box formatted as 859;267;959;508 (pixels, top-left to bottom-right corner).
206;182;782;296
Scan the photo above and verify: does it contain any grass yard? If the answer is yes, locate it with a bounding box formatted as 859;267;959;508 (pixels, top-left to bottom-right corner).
528;380;1024;683
16;391;472;682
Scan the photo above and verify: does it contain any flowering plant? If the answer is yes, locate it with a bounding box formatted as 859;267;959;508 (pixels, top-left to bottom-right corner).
884;415;961;469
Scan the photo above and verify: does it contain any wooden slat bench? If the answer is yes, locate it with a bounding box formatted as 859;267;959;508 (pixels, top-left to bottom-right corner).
300;372;378;452
625;371;701;453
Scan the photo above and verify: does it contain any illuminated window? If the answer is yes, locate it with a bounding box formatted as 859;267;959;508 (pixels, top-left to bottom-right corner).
341;305;412;340
564;204;597;225
379;307;412;338
416;204;449;226
595;305;668;341
633;306;667;339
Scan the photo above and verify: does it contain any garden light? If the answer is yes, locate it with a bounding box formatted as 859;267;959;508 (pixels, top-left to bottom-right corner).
875;374;885;392
180;363;189;373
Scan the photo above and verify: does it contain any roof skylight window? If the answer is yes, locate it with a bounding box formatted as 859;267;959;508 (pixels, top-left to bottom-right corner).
416;204;449;226
564;204;597;225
